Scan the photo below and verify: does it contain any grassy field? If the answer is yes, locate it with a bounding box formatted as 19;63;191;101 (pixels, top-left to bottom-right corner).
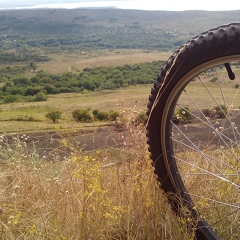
0;49;171;74
0;49;171;133
40;49;171;73
0;50;239;239
1;66;240;134
0;84;151;133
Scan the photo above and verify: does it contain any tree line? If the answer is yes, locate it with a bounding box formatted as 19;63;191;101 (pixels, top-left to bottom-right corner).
0;51;51;63
0;60;164;103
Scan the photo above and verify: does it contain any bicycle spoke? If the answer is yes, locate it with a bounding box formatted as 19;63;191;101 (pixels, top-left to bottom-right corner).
172;64;240;237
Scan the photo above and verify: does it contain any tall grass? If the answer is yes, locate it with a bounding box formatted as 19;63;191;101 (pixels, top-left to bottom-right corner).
0;109;195;239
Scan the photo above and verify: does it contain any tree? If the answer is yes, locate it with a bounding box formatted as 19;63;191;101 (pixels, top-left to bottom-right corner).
3;95;19;103
33;92;47;101
44;84;57;94
29;62;37;72
25;86;42;96
45;110;62;123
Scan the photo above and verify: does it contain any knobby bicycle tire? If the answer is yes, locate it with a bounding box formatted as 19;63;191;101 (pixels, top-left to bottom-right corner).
146;23;240;240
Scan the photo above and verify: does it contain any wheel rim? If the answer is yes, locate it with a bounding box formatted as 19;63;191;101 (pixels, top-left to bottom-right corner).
161;55;240;239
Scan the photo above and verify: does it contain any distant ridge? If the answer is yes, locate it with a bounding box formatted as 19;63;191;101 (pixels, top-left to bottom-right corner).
0;9;239;50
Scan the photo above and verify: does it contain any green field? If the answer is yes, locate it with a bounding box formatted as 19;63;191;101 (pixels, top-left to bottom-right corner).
1;60;240;133
1;64;240;134
0;48;171;133
0;84;151;133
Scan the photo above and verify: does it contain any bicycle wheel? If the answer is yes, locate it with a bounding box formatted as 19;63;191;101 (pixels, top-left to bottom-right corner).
146;23;240;240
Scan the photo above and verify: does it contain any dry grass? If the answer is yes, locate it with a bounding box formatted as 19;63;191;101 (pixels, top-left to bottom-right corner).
0;113;195;240
0;94;238;239
33;49;171;74
176;150;240;239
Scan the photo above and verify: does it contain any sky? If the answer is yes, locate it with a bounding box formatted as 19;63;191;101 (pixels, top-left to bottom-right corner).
0;0;240;11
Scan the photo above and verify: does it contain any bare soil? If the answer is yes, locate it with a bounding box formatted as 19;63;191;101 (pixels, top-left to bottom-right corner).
2;125;132;160
2;111;239;161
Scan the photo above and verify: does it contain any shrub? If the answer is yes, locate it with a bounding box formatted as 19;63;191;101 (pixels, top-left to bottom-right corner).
93;109;109;121
114;107;145;131
9;87;24;95
15;116;39;122
25;86;42;96
72;109;93;122
3;94;19;103
202;108;210;117
174;107;192;124
33;92;47;101
134;111;146;125
45;110;62;123
210;77;218;83
58;87;72;93
44;84;58;94
234;83;239;89
215;105;227;118
108;110;120;121
202;105;227;119
92;109;99;117
93;109;120;122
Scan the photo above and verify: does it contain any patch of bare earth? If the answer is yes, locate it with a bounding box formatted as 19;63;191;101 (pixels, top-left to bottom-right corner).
2;126;134;160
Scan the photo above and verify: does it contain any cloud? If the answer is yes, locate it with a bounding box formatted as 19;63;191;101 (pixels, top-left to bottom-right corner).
0;0;239;11
0;0;135;9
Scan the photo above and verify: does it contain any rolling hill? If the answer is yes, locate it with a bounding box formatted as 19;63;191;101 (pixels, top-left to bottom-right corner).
0;9;239;51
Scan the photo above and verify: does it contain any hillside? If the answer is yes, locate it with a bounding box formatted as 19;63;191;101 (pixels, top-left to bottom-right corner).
0;9;239;51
